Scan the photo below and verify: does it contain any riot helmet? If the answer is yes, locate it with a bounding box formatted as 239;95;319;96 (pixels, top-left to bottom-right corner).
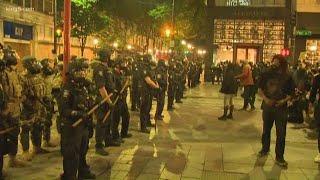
3;47;18;66
23;56;42;74
68;58;89;84
41;58;55;75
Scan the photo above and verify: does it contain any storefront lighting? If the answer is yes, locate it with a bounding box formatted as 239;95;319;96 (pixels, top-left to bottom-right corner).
309;45;317;51
93;39;99;45
127;45;132;50
113;42;119;48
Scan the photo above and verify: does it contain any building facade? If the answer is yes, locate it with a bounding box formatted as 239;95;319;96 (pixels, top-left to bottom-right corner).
0;0;95;65
206;0;293;65
294;0;320;64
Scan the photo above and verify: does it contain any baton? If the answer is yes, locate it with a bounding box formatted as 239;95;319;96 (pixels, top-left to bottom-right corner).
102;78;129;124
71;93;113;127
0;117;36;135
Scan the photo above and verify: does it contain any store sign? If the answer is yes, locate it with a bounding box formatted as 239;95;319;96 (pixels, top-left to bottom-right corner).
3;21;33;40
227;0;251;6
295;30;312;37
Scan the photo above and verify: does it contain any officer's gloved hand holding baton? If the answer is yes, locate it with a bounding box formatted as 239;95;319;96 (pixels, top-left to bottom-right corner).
72;93;113;127
102;78;130;123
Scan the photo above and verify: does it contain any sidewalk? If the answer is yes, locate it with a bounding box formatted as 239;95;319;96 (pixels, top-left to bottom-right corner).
4;83;319;180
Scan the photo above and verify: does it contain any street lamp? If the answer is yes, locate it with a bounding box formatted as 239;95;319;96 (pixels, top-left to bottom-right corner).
113;42;119;48
181;40;186;45
187;44;193;50
127;45;132;50
93;39;99;46
165;29;171;38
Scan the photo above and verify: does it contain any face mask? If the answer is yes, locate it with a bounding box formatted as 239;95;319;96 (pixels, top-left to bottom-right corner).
29;63;41;74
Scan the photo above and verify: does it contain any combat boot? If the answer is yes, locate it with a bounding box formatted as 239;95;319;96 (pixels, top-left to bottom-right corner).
43;141;57;148
33;146;50;155
95;148;109;156
78;171;96;180
8;155;27;168
218;106;228;121
22;151;33;161
227;105;234;119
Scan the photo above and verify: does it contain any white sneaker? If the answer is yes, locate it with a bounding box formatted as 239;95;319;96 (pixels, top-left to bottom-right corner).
314;154;320;163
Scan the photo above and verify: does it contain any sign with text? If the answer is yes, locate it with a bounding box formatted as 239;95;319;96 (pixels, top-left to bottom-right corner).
226;0;251;6
4;21;33;40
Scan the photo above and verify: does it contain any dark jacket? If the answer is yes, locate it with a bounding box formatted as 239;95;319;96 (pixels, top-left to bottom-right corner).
220;63;238;94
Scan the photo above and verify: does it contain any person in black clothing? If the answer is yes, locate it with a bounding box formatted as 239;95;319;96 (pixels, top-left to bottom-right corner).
112;60;132;139
257;54;295;168
218;62;238;120
167;59;176;110
309;71;320;162
140;55;160;133
60;58;96;180
155;59;168;121
91;49;117;156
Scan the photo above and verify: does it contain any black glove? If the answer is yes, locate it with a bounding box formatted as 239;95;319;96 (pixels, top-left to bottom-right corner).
107;101;115;109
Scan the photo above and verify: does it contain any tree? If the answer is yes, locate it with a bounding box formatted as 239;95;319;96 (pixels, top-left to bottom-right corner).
57;0;110;57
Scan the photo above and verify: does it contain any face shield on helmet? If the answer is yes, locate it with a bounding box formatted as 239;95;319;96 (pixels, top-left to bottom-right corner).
3;49;18;66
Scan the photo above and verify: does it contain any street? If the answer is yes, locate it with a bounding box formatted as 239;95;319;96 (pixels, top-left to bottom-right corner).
3;83;319;180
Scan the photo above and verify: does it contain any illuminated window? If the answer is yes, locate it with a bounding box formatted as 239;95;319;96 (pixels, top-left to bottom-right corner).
45;0;53;14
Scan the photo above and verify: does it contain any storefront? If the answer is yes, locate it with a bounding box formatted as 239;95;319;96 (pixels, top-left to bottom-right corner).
207;0;292;64
294;12;320;64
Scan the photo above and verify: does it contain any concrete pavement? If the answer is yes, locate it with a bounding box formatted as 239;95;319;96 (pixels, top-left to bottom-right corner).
3;83;319;180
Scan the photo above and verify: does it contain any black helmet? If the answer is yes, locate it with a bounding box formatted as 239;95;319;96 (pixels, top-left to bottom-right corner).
3;48;18;66
23;56;41;74
68;58;89;83
41;58;55;75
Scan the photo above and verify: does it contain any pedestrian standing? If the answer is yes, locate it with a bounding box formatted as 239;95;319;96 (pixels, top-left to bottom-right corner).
309;70;320;162
235;59;254;111
218;62;238;120
257;55;295;168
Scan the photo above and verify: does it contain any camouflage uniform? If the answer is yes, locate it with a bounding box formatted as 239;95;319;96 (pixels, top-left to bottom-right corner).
20;56;48;156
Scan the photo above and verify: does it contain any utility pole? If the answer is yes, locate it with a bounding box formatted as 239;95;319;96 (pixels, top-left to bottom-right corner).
63;0;71;84
171;0;175;50
53;0;57;57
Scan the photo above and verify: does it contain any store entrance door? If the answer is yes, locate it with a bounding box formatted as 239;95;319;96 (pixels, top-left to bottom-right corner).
234;44;262;64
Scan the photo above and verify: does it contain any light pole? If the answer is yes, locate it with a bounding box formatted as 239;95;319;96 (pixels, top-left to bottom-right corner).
171;0;175;49
63;0;71;84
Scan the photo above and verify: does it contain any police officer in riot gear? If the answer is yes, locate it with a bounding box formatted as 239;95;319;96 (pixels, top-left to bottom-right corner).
92;49;117;156
40;58;56;147
60;58;96;180
112;59;132;139
175;60;184;103
0;46;27;169
155;59;168;120
167;59;176;110
21;56;49;161
131;56;141;111
140;55;159;133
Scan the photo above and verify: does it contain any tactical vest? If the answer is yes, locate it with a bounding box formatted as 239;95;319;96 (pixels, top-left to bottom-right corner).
24;74;46;100
1;68;23;100
42;73;55;98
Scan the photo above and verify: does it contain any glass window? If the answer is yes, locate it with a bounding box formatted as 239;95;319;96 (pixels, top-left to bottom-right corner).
305;40;320;64
25;0;31;8
38;0;44;12
44;0;53;14
13;0;23;6
32;0;38;10
214;19;285;62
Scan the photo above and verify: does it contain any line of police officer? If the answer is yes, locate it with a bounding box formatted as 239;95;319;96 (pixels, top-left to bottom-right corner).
0;43;190;179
